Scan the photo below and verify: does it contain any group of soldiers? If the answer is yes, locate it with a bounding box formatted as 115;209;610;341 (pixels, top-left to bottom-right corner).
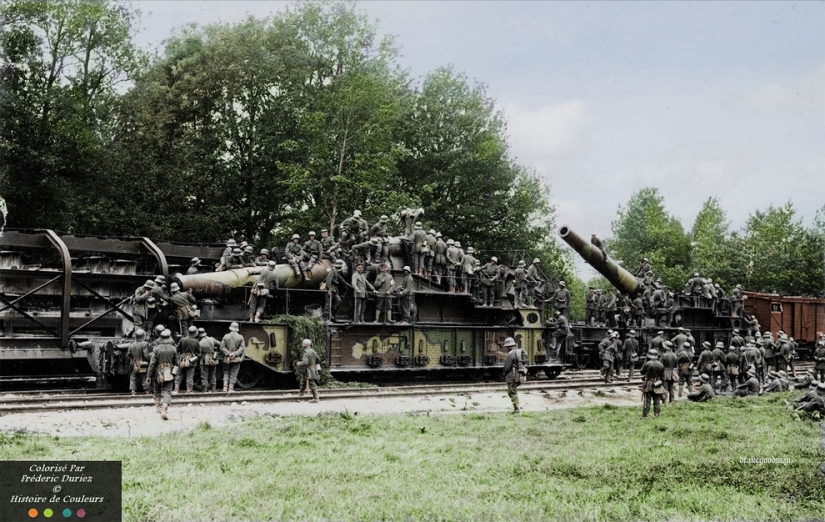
582;258;747;329
634;329;825;419
124;321;247;419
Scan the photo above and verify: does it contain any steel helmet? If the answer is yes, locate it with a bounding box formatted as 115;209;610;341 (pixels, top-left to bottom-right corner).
454;241;462;248
227;239;237;247
518;260;526;267
403;266;411;272
160;330;172;339
447;239;455;245
155;324;165;334
533;258;540;264
309;231;316;236
353;210;362;217
292;234;300;240
244;246;253;253
191;257;200;264
188;326;198;336
135;329;145;340
380;215;388;222
170;282;180;292
503;337;516;347
260;248;269;255
229;322;240;332
466;247;474;253
490;256;497;263
268;260;277;267
232;248;242;255
197;327;207;338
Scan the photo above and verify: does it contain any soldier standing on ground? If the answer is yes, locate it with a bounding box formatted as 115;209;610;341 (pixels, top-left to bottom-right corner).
220;322;245;393
502;337;527;414
198;328;219;393
814;340;825;382
620;330;639;381
711;341;727;392
640;349;665;418
127;329;150;396
661;341;677;403
174;326;200;394
145;329;176;420
296;338;320;403
725;344;740;392
677;343;694;397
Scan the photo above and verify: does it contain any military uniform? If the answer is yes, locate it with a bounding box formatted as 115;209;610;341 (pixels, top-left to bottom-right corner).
552;283;571;318
174;327;201;393
551;312;571;358
399;208;424;237
813;342;825;382
373;265;395;323
127;331;150;395
677;348;694;396
424;230;436;277
460;248;477;295
395;268;415;323
688;374;714;402
411;224;428;274
640;350;665;418
296;341;320;402
198;329;219;392
169;284;197;334
602;334;618;383
734;371;760;397
584;288;595;326
513;262;527;307
248;262;279;322
133;281;153;331
285;236;310;280
619;331;639;380
433;234;448;283
368;217;390;264
352;265;375;323
711;342;727;392
320;230;338;262
660;343;677;402
502;338;527;413
445;240;460;293
146;331;177;419
323;261;349;321
478;259;499;306
220;323;245;392
303;233;322;270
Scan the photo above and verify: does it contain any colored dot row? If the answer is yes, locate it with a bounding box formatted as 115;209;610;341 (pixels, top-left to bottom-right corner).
27;508;86;518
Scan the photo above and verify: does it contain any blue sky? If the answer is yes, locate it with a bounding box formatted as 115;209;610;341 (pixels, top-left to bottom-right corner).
135;1;824;278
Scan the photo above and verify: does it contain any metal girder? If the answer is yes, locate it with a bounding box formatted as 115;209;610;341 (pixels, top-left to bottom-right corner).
69;278;134;335
141;237;168;277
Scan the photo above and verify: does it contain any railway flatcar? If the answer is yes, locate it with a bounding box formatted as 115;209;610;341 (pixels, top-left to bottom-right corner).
0;229;566;390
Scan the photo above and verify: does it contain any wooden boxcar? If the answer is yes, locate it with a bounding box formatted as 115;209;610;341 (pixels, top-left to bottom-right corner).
744;291;825;356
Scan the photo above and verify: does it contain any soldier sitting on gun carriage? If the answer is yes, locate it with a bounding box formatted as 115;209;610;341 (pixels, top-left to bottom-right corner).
248;261;279;322
285;234;311;280
320;229;339;262
369;215;391;264
254;248;270;266
217;239;236;271
241;245;256;267
550;311;572;359
303;231;322;271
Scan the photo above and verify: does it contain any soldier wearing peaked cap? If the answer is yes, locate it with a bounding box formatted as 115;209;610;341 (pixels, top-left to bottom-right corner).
220;322;245;393
351;262;376;323
395;266;415;324
640;349;665;418
725;343;741;392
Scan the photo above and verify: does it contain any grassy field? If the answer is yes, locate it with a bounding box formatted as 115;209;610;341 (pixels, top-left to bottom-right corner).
1;393;823;521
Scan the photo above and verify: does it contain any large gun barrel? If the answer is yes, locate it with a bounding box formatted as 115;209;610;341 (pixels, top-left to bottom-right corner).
558;226;641;296
173;261;332;296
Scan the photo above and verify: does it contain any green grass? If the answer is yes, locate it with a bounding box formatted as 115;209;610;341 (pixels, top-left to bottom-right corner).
1;393;823;521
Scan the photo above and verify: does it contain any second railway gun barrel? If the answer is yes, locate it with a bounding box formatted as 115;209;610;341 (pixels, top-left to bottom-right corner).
558;225;642;297
173;261;333;296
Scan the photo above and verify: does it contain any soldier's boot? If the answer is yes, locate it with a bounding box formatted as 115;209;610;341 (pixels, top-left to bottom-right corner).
435;275;441;285
173;384;180;395
449;286;455;294
130;390;136;396
145;388;151;395
228;383;234;393
254;312;262;323
310;389;319;403
186;386;193;394
223;382;229;392
210;386;217;393
161;404;169;421
154;397;162;413
248;313;254;322
304;270;312;281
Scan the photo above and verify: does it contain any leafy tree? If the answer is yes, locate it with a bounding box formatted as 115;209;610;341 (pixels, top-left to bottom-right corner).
0;0;144;231
688;197;743;290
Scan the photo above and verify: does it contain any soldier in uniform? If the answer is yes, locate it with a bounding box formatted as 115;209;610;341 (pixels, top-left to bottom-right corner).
761;332;776;373
640;349;665;418
513;261;527;307
776;334;791;372
320;229;338;263
552;281;571;318
127;329;150;396
813;340;825;382
433;232;448;284
502;337;527;413
373;263;395;323
369;215;390;264
602;331;619;383
226;247;245;269
399;207;424;237
411;223;428;275
350;237;376;267
650;331;665;355
676;342;694;397
461;247;477;295
619;330;639;381
590;234;607;259
734;369;760;397
725;344;741;392
145;329;176;420
730;284;744;317
711;341;727;392
395;266;415;324
339;210;365;250
696;342;714;379
661;341;677;402
169;282;197;335
220;322;245;392
352;262;375;323
688;374;715;402
198;328;219;393
285;234;310;280
187;257;201;275
550;311;572;359
605;289;618;328
254;248;270;266
444;239;460;293
478;257;499;307
132;280;153;335
634;257;651;278
241;246;256;267
671;327;688;353
303;231;322;271
631;293;644;327
424;229;436;279
525;259;544;307
217;239;237;271
585;287;595;326
594;289;606;327
248;260;279;322
174;326;201;394
295;338;320;403
322;260;350;321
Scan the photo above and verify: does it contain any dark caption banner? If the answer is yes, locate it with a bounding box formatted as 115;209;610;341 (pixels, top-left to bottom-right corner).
0;461;121;522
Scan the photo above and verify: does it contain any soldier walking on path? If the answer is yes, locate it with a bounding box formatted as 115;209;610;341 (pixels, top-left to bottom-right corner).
296;338;320;403
640;349;665;418
502;337;527;414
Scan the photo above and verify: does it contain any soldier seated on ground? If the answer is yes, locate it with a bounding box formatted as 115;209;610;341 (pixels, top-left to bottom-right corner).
794;382;825;418
734;369;760;397
687;374;714;402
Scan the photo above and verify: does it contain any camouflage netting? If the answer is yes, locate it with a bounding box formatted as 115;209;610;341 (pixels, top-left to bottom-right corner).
270;315;332;385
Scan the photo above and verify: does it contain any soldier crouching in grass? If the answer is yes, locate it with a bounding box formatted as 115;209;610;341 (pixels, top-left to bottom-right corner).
295;338;320;403
640;349;665;419
145;329;176;420
502;337;527;414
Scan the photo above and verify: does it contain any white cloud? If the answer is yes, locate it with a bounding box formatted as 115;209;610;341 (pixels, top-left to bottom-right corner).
503;100;592;163
743;63;825;111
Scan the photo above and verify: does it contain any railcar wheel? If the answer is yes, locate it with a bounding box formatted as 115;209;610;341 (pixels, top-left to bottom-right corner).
235;363;262;389
575;353;591;369
544;369;559;380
